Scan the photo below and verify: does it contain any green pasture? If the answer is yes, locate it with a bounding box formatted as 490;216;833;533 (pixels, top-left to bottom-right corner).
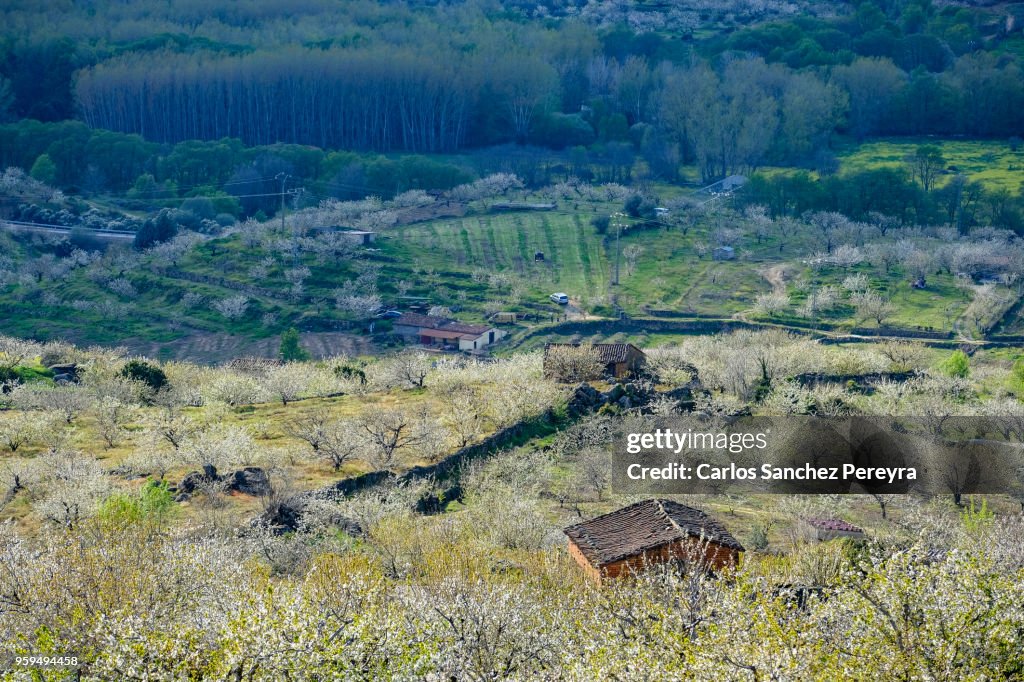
836;139;1024;193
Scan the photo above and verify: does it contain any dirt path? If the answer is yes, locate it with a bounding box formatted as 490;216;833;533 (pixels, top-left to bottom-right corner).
760;264;788;294
566;301;588;320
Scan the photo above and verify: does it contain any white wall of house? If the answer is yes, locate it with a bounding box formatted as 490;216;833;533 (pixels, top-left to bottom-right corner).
457;328;505;351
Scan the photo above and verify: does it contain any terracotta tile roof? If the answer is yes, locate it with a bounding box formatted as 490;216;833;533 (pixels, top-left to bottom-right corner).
418;328;475;340
226;356;284;376
439;321;490;335
564;499;744;566
593;343;642;364
805;518;864;533
397;313;490;337
544;343;643;364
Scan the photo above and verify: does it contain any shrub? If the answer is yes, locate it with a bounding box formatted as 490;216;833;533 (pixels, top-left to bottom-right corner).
623;193;658;219
749;524;770;552
334;364;367;385
939;350;969;378
134;210;179;249
1007;357;1024;396
98;479;175;525
120;360;168;392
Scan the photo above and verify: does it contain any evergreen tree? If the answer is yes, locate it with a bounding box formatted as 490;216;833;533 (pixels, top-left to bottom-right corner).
30;153;57;185
279;328;310;362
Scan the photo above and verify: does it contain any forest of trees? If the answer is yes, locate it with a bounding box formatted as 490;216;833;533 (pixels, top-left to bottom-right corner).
1;0;1023;175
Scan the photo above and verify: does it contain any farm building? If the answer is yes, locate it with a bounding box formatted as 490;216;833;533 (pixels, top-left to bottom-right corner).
227;356;284;376
712;245;735;261
308;226;377;244
393;312;504;352
338;229;376;245
564;499;744;585
804;518;866;541
699;175;747;194
543;342;646;380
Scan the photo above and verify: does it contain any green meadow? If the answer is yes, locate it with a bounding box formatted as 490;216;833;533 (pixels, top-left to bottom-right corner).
836;139;1024;193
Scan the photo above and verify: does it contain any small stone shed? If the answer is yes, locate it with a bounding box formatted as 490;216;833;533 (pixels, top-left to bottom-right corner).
712;245;735;261
563;499;744;585
543;342;646;380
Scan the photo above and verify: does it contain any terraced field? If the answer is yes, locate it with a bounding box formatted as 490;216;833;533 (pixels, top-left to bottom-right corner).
391;211;612;308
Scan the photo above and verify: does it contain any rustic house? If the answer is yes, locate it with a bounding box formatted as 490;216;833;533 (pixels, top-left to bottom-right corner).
337;229;376;245
564;499;744;584
393;312;504;352
226;356;284;377
712;245;735;261
308;225;377;244
804;518;866;541
543;342;646;380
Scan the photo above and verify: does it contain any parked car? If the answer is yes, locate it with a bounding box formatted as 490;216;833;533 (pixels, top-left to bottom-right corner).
550;293;569;304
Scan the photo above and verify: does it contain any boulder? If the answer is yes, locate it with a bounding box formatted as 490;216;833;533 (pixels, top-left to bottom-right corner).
574;382;600;402
176;464;270;500
176;468;217;498
257;500;305;533
606;384;626;403
228;467;271;496
253;497;363;536
48;364;80;383
567;382;605;416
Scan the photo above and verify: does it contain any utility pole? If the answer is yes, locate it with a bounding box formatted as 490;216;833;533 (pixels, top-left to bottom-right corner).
288;187;302;265
953;172;964;235
612;212;624;286
276;172;291;232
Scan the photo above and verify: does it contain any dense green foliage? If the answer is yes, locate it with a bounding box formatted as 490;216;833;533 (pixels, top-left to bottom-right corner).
740;162;1024;232
939;348;970;377
119;359;168;392
0;0;1021;168
279;328;311;362
1008;357;1024;396
0;120;476;210
96;480;176;525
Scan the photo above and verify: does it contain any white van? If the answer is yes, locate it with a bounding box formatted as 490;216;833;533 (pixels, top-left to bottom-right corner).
550;292;569;304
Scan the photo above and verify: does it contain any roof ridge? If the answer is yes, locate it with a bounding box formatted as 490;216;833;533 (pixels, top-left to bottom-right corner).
563;498;744;565
654;498;676;533
655;497;696;540
658;499;727;548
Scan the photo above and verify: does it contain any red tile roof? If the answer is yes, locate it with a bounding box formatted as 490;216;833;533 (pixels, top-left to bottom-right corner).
440;321;491;335
418;328;474;340
564;499;744;567
545;342;644;364
397;313;491;337
805;518;864;533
